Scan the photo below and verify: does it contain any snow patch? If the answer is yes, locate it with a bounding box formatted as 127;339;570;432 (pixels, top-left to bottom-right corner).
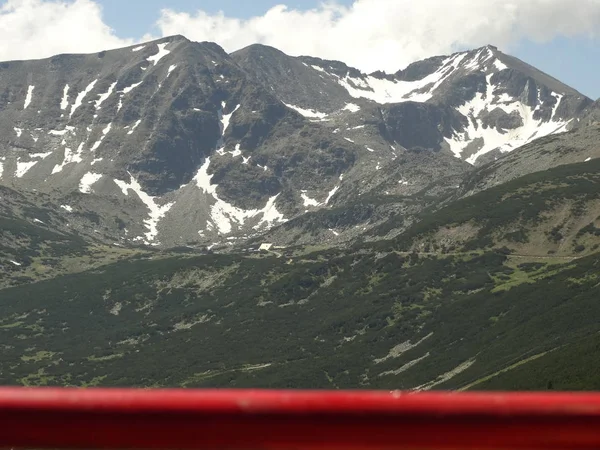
15;160;37;178
283;102;327;119
167;64;177;76
95;81;117;109
70;80;97;117
193;158;286;234
61;205;73;212
121;81;143;94
301;192;321;207
221;103;240;135
494;59;508;71
132;45;145;52
325;185;340;204
344;137;354;143
127;119;142;135
90;123;112;151
147;43;170;66
30;151;52;159
23;85;34;109
343;103;360;112
336;53;466;104
444;75;572;163
79;172;103;193
14;127;22;137
114;174;173;242
229;143;242;157
60;84;70;110
52;142;84;174
49;129;69;136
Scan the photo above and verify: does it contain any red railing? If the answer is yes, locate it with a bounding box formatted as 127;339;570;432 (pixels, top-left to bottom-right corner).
1;388;600;449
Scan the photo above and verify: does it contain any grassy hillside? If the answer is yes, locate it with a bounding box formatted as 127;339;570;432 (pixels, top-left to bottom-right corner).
381;158;600;257
2;159;600;390
1;239;598;390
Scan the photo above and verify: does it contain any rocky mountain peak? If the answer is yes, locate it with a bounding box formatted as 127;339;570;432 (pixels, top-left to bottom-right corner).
0;36;597;250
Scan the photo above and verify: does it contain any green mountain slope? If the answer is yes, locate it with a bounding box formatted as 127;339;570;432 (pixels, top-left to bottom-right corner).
382;158;600;257
1;242;598;389
2;158;600;390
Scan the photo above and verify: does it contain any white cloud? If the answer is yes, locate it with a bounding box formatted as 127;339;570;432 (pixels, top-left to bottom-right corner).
1;0;600;74
157;0;600;73
0;0;132;62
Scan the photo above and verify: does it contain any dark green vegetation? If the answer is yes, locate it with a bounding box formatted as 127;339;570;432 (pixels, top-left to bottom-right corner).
0;200;149;289
2;157;600;390
1;242;598;390
380;157;600;257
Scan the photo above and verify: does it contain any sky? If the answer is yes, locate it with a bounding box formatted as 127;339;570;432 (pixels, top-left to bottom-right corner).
1;0;599;99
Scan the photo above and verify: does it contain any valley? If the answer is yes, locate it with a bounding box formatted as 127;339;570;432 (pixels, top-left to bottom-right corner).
1;36;600;390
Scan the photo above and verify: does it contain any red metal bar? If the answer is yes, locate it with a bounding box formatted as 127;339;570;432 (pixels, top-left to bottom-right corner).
1;388;600;450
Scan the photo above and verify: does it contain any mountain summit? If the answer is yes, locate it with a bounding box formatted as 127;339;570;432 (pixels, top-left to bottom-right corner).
0;36;595;248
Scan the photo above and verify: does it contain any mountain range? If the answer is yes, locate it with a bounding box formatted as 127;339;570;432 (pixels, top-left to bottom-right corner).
1;36;600;390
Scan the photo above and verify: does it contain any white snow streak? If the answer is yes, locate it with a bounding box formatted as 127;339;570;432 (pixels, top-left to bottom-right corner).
23;85;34;109
52;142;84;174
60;84;70;110
335;53;466;104
114;174;174;242
325;185;340;204
14;127;22;137
444;75;572;164
121;81;143;94
127;119;142;135
95;81;117;109
283;102;327;119
30;151;52;159
90;123;112;151
131;45;145;52
70;80;97;118
193;158;285;234
60;205;73;212
49;129;68;136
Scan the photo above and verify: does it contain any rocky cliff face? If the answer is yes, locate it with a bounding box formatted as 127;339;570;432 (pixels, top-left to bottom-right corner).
0;36;595;248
